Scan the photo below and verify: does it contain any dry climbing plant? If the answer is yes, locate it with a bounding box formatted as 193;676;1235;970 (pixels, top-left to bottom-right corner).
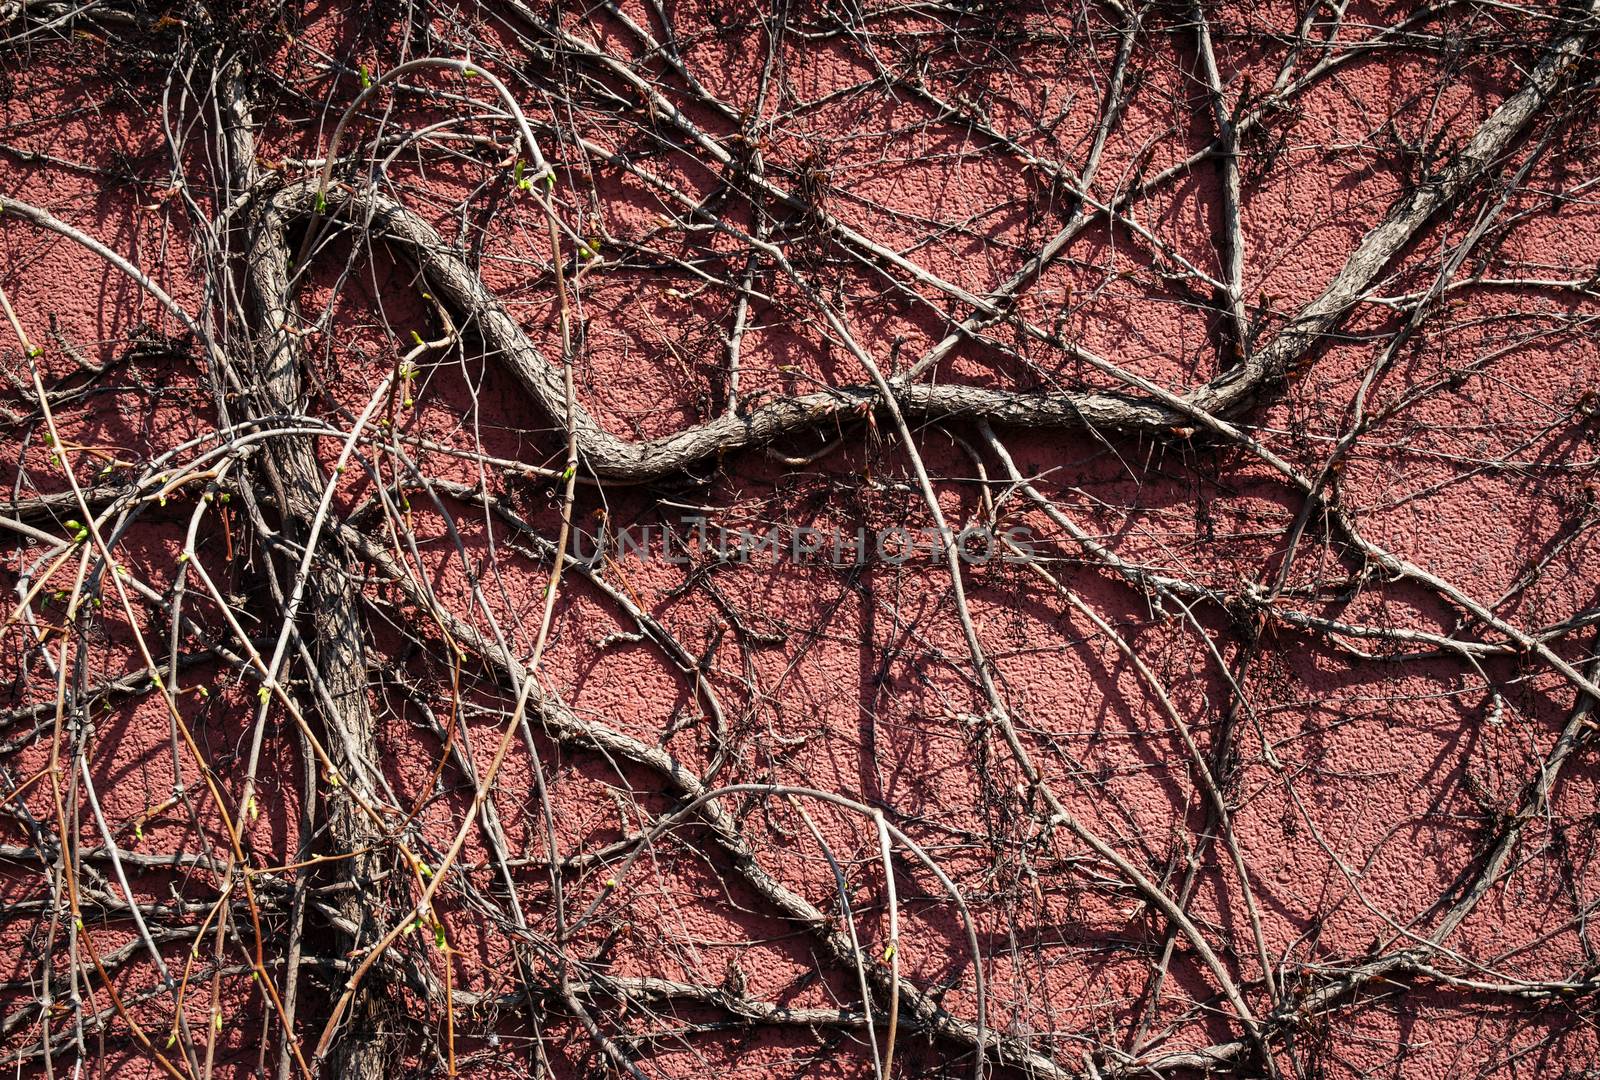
1;0;1599;1077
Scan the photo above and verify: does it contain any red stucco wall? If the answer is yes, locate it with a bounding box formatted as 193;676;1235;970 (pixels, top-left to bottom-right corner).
2;1;1599;1077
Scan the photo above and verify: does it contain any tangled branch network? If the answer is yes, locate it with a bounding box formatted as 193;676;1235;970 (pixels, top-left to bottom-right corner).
1;1;1599;1078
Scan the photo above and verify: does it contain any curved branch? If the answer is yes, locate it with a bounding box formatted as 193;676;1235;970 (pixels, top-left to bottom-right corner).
256;0;1596;483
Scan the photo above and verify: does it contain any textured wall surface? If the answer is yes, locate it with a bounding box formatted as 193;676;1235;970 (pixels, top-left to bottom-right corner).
1;1;1599;1077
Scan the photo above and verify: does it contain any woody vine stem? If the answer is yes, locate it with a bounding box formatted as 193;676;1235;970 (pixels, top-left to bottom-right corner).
2;1;1600;1078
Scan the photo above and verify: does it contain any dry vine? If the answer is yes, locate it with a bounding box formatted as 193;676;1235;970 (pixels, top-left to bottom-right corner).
2;0;1599;1077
